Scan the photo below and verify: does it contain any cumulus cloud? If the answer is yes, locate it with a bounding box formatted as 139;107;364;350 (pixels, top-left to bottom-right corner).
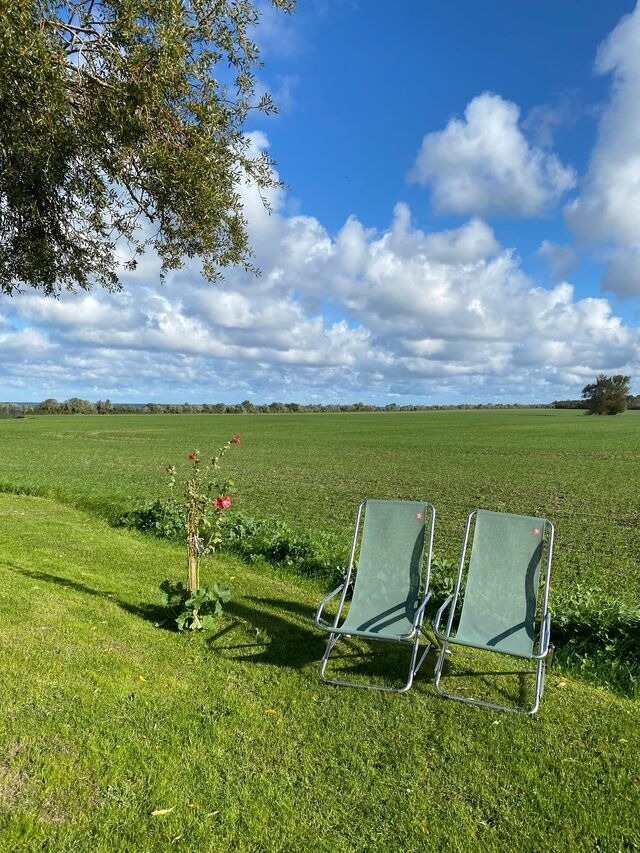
537;240;578;281
1;130;639;405
408;92;576;217
565;3;640;297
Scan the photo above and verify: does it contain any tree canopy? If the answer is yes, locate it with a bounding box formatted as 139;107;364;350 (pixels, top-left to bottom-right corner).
581;374;631;415
0;0;294;297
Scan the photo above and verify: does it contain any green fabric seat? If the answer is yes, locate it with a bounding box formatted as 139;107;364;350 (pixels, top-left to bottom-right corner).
455;510;544;658
314;499;435;692
433;509;554;714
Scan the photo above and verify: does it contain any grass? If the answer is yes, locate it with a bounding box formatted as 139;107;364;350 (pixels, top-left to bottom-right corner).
0;409;639;604
0;494;639;851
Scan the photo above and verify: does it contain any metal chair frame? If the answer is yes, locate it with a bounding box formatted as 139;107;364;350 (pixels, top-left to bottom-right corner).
433;509;554;714
314;499;435;693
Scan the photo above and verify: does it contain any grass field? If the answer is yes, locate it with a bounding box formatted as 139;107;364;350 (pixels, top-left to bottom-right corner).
0;494;638;851
0;410;638;850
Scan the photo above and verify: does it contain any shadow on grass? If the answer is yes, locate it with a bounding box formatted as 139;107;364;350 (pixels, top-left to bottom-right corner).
437;654;536;710
4;566;329;670
4;564;170;627
205;596;327;670
207;595;439;687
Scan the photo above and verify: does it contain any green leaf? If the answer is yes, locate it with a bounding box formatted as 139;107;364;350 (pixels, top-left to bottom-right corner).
175;611;190;631
213;583;232;603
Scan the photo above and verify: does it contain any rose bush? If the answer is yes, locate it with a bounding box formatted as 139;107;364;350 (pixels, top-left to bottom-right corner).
158;434;241;631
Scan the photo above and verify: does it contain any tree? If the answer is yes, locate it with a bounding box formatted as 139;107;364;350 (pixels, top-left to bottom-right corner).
0;0;294;297
96;398;113;414
37;397;60;413
581;374;631;415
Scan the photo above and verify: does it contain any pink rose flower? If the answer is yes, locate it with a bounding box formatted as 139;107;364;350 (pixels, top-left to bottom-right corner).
232;434;241;445
213;496;232;510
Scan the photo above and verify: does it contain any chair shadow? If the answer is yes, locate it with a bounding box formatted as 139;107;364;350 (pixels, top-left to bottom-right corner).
205;596;327;670
439;654;535;709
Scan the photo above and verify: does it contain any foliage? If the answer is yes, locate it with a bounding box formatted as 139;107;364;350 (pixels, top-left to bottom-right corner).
120;496;186;541
158;578;231;631
29;396;559;414
122;503;350;586
0;0;294;296
581;374;631;415
552;585;640;697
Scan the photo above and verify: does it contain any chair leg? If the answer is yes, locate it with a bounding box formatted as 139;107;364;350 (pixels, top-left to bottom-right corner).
434;643;545;715
319;632;431;693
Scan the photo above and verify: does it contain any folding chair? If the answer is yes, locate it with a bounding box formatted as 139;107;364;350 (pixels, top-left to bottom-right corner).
314;499;435;692
433;509;554;714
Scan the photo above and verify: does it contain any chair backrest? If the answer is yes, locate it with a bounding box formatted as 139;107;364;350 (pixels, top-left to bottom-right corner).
345;500;428;636
455;510;546;658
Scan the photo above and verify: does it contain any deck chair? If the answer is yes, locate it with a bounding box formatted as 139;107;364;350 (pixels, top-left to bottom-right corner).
314;499;435;692
433;509;554;714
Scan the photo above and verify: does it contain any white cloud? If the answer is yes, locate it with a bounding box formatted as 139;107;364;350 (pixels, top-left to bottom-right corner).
565;3;640;297
409;92;576;217
2;132;639;405
537;240;578;281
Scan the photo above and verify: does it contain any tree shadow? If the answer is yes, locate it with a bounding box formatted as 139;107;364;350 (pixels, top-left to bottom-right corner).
4;564;170;628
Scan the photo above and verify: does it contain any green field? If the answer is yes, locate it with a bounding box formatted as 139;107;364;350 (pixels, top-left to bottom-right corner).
0;409;639;601
0;411;638;850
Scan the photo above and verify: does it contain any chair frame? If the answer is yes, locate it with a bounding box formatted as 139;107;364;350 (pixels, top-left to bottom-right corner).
433;509;554;714
314;499;435;693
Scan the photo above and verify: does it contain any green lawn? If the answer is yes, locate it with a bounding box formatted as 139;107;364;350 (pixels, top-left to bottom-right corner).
0;494;638;851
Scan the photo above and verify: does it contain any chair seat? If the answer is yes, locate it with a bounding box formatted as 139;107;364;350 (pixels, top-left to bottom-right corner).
314;498;435;692
444;631;536;660
337;604;417;642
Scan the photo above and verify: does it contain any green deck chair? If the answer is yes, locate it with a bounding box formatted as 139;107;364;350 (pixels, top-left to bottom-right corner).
433;509;554;714
314;499;435;692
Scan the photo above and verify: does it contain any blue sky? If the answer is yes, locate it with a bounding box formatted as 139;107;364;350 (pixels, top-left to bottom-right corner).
1;0;640;404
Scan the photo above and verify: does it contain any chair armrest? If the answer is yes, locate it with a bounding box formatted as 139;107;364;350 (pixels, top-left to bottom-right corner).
432;594;454;641
314;584;345;630
412;591;432;629
531;610;552;660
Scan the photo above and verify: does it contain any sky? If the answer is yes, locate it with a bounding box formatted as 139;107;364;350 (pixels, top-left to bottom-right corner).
2;0;640;405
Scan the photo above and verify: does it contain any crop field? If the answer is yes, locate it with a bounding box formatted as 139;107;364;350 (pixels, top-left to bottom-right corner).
0;410;638;850
0;409;639;602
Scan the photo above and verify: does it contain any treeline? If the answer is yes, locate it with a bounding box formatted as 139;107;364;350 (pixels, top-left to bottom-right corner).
1;398;558;416
553;395;640;410
2;397;638;418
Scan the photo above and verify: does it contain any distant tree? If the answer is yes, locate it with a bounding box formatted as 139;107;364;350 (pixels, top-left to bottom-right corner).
581;375;631;415
37;397;60;413
61;397;96;414
0;0;294;297
96;398;113;414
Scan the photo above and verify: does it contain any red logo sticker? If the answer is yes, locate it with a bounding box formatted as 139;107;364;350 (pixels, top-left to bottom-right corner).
532;527;541;535
416;513;423;520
